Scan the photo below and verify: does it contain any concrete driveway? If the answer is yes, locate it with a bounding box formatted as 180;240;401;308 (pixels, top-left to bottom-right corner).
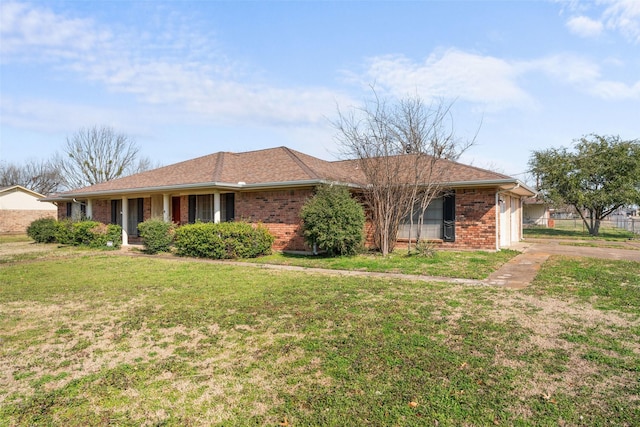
486;238;640;289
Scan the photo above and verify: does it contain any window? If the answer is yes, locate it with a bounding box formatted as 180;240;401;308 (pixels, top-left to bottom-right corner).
65;201;86;220
196;194;214;222
399;197;444;240
111;198;143;236
398;193;455;242
188;193;235;223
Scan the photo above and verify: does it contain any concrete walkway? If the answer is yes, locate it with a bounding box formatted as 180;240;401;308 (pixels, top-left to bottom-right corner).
119;238;639;290
485;238;640;289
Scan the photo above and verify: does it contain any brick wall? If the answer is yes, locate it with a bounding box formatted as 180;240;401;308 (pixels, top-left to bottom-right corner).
363;188;499;251
236;188;313;251
92;200;111;224
0;210;57;234
49;187;499;251
450;189;497;250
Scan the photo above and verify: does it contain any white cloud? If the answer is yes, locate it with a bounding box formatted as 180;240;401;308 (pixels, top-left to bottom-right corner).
0;1;110;60
354;49;535;112
357;50;640;108
0;96;152;134
602;0;640;43
0;1;351;130
566;15;604;38
526;53;640;99
562;0;640;43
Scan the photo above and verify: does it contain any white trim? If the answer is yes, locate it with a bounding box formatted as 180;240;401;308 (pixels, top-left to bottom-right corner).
121;197;129;246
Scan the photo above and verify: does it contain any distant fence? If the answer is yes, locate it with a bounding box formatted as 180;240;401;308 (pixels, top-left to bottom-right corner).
612;216;640;235
524;217;640;235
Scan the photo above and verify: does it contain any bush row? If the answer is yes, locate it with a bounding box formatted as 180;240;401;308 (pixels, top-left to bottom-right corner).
27;217;275;259
27;218;122;249
173;221;274;259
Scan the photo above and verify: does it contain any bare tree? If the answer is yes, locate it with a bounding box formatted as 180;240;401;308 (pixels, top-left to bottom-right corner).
333;91;474;256
0;159;64;195
55;125;152;189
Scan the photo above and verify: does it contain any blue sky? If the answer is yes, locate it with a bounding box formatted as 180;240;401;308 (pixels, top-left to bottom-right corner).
1;0;638;181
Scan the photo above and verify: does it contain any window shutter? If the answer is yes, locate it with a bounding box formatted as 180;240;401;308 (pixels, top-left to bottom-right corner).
442;193;455;242
111;200;119;225
66;202;72;218
225;193;235;221
188;195;196;223
137;198;144;223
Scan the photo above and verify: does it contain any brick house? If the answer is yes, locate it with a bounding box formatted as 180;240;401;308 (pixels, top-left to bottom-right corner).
0;185;57;234
44;146;535;251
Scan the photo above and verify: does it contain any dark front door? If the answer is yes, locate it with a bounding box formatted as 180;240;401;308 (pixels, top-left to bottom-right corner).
172;197;181;224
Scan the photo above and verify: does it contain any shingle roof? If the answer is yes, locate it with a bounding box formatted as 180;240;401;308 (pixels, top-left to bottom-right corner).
57;146;531;197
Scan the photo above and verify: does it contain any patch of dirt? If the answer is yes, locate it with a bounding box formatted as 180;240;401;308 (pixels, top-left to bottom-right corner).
0;241;53;256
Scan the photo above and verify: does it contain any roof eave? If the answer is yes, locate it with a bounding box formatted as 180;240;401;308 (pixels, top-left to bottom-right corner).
444;179;536;196
41;179;351;201
40;178;535;202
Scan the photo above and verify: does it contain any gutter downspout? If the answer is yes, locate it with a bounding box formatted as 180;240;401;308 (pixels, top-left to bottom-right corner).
495;183;520;251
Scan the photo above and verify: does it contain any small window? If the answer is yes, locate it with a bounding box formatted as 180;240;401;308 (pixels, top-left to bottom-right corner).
398;193;455;242
398;197;444;240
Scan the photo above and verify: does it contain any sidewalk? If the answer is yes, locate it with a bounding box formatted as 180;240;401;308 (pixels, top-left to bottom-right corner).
485;238;640;289
118;238;640;290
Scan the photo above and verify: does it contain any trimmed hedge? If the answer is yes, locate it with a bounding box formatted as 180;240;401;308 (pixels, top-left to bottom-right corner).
26;218;122;249
174;222;274;259
138;219;175;254
26;218;58;243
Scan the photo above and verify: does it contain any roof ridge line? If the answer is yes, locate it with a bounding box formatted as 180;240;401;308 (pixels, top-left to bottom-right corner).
282;147;321;180
212;152;225;182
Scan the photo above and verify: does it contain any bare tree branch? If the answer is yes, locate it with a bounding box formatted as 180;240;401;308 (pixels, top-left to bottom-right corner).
0;159;64;195
333;90;476;255
54;125;150;189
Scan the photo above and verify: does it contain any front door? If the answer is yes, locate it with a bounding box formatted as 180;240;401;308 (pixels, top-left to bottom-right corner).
172;197;181;224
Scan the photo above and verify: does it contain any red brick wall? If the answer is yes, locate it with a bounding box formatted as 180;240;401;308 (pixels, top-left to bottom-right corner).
50;188;499;251
92;200;111;223
449;189;497;250
0;210;57;234
363;188;499;251
235;188;313;251
57;203;66;220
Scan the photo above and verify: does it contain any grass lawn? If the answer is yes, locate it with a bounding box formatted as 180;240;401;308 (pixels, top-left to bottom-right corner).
1;248;639;426
246;249;520;280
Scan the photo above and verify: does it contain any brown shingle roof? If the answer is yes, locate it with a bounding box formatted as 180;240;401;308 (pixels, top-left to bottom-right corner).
58;146;528;197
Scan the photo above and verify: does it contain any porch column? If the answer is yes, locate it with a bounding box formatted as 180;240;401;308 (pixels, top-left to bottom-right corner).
214;192;221;223
122;196;129;246
86;199;93;220
163;194;170;223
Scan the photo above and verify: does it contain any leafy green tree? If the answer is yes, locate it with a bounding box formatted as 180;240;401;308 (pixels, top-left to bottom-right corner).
300;185;365;256
529;134;640;236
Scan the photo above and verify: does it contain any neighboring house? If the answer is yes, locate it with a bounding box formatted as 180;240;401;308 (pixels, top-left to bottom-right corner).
44;146;535;251
0;185;58;234
523;196;550;227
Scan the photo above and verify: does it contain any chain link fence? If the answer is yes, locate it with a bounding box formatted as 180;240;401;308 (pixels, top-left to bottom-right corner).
524;216;640;235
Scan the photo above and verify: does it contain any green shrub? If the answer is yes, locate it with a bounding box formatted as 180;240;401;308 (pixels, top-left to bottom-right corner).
86;223;122;249
46;219;121;249
54;219;75;245
300;185;365;256
174;222;274;259
71;220;102;246
174;222;225;259
138;219;175;254
26;218;58;243
220;222;274;258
